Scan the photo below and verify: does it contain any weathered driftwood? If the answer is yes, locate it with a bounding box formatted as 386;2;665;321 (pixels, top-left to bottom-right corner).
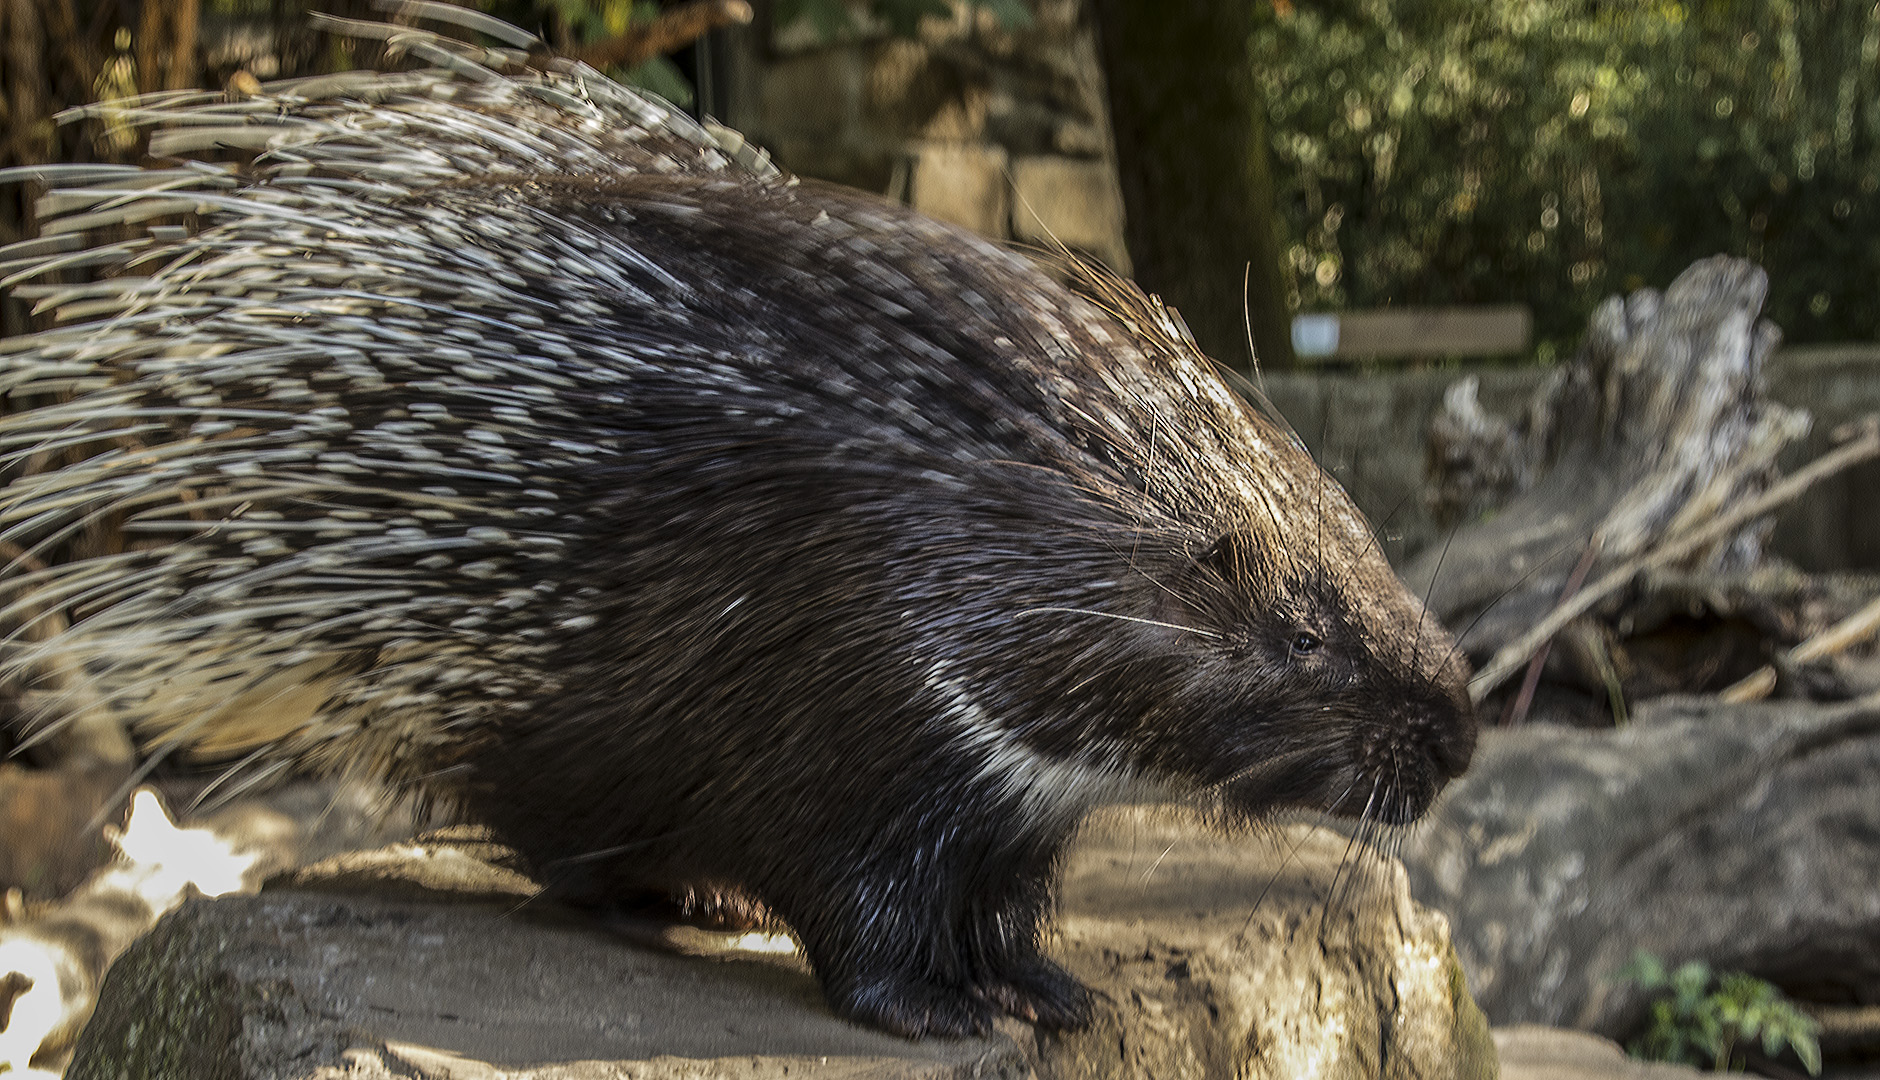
1722;590;1880;702
1468;421;1880;707
1409;256;1880;715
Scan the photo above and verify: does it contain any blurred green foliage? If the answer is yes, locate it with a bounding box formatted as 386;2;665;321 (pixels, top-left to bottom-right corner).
1617;950;1821;1074
525;0;696;104
523;0;1032;105
778;0;1031;38
1254;0;1880;351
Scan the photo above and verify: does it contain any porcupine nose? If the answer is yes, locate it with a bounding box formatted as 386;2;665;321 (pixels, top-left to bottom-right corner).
1422;675;1477;783
1430;715;1476;781
1413;643;1478;785
1391;675;1477;796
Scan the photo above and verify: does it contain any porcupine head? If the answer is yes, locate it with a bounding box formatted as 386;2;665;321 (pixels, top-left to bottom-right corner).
0;9;1475;1040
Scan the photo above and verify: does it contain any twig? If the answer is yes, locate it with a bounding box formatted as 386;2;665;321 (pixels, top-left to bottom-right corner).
1808;1001;1880;1052
1793;592;1880;664
1470;415;1880;704
1720;592;1880;703
565;0;753;71
1718;664;1778;704
1499;539;1600;725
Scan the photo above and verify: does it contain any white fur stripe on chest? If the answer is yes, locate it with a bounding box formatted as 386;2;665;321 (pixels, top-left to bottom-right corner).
923;660;1164;821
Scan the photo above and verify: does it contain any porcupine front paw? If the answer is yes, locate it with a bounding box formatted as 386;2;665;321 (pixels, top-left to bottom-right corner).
832;974;1001;1038
976;955;1095;1031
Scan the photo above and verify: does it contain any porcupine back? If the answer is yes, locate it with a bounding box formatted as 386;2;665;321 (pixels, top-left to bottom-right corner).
0;6;1473;1037
0;10;1391;794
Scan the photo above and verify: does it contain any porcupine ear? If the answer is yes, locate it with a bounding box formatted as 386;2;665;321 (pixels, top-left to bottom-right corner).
1158;531;1252;634
1194;532;1245;581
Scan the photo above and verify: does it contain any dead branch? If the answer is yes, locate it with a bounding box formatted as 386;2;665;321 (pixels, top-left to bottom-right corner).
1471;416;1880;703
1720;590;1880;702
565;0;753;72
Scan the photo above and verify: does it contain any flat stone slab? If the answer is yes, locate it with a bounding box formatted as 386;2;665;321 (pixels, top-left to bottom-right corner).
1494;1025;1701;1080
64;811;1495;1079
66;883;1025;1079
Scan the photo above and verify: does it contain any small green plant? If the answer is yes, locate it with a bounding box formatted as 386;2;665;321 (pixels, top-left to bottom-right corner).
1616;951;1821;1075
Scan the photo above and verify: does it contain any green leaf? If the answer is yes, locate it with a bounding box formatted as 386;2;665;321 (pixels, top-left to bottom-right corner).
1691;1007;1725;1060
1761;1019;1786;1056
877;0;953;37
974;0;1033;29
620;55;694;107
1616;949;1669;989
1761;1000;1823;1076
1671;961;1712;1010
1793;1032;1823;1076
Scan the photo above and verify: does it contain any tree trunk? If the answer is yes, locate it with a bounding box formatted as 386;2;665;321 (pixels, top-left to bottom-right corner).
136;0;201;93
1091;0;1295;373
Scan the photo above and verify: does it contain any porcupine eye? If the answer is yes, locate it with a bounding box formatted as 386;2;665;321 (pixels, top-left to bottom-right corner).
1288;631;1322;658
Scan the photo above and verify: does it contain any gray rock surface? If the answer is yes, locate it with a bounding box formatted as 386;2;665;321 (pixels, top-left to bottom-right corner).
66;809;1494;1080
1403;690;1880;1035
71;892;1015;1080
1494;1025;1700;1080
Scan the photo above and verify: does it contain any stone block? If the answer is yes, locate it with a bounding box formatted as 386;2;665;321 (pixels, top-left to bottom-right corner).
758;52;862;142
907;141;1009;239
1009;155;1129;273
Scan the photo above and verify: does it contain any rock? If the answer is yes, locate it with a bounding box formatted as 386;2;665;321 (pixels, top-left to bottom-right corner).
0;783;423;1074
1493;1025;1701;1080
1041;808;1494;1080
65;808;1493;1080
908;141;1010;237
1010;155;1130;273
67;890;1021;1080
0;764;127;900
1402;691;1880;1036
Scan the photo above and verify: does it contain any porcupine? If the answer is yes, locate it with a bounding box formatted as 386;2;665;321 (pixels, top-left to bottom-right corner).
0;7;1475;1038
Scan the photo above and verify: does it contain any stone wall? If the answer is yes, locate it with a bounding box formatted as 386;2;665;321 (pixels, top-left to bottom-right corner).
718;0;1130;272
